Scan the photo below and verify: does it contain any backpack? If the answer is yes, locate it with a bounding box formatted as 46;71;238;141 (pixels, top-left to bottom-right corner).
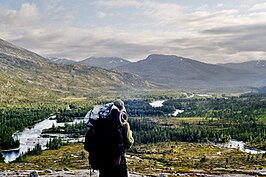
84;103;127;170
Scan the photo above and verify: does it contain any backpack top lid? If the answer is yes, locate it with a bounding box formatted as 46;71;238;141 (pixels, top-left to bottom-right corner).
85;102;120;127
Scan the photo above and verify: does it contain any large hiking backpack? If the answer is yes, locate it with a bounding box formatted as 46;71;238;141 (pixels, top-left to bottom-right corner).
84;103;127;170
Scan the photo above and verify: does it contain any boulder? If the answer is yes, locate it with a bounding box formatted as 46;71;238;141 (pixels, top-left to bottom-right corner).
28;171;38;177
44;169;53;173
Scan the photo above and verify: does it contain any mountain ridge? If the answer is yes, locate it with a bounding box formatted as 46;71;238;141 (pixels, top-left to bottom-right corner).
78;57;131;69
1;38;266;97
48;56;131;69
219;60;266;74
118;54;266;91
0;38;154;101
0;39;47;66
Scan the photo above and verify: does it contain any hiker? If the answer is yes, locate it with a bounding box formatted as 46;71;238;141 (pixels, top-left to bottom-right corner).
85;99;134;177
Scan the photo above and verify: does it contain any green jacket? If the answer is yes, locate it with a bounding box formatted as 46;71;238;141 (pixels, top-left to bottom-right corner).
122;122;134;149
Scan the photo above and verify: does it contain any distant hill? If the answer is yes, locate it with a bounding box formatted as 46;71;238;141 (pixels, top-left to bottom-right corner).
0;38;47;66
118;54;266;91
78;57;131;69
257;86;266;94
0;38;154;101
2;38;266;97
219;60;266;74
218;60;266;88
48;56;131;69
48;57;76;65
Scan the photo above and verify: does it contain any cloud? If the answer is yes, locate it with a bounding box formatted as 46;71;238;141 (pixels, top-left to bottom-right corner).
19;3;39;19
249;2;266;11
183;9;240;29
95;0;183;24
8;25;156;60
95;0;140;8
1;0;266;64
0;3;39;25
97;11;107;18
142;1;183;23
217;3;224;8
202;24;266;52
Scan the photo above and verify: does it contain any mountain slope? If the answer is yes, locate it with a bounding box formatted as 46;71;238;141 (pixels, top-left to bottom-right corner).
0;39;47;66
0;38;154;101
118;54;265;90
78;57;131;69
218;60;266;87
219;60;266;74
48;57;77;65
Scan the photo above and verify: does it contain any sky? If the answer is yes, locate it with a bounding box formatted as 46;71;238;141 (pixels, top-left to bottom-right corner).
0;0;266;63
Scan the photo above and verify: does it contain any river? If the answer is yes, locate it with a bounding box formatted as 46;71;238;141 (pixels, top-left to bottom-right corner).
2;116;88;163
149;100;166;107
149;100;184;116
216;139;266;154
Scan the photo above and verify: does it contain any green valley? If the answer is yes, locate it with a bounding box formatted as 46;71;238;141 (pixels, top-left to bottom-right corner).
0;38;266;176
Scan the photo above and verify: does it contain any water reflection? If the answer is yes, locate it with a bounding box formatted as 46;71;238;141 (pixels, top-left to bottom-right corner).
2;116;87;163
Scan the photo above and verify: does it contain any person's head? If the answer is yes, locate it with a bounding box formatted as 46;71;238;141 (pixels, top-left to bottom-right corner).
113;99;127;123
113;99;126;111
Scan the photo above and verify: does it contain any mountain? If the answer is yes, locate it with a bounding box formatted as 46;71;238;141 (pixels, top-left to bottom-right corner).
78;57;131;69
218;60;266;88
0;38;154;101
48;56;131;69
2;37;266;97
118;54;266;91
48;57;77;65
0;38;47;66
219;60;266;74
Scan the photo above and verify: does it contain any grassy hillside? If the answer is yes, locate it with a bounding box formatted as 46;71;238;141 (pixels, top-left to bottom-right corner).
0;71;54;103
1;142;264;176
0;38;156;102
0;60;154;102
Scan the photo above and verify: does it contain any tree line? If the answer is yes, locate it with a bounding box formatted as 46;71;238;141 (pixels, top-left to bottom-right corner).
42;122;87;138
0;103;91;151
125;94;266;149
0;105;52;150
129;118;231;145
45;95;266;149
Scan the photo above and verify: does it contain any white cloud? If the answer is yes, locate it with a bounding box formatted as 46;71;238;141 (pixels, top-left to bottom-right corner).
96;0;183;24
249;2;266;11
97;11;107;18
19;3;39;20
0;3;39;25
96;11;114;18
142;1;183;23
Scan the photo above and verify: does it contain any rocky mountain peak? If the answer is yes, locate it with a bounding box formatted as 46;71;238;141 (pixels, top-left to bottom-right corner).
78;56;131;69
